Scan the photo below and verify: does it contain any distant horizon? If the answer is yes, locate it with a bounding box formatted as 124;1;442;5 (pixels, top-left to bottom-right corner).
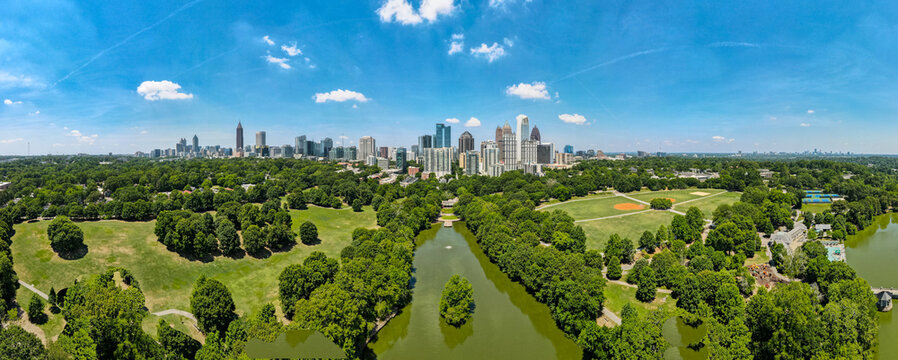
4;1;898;154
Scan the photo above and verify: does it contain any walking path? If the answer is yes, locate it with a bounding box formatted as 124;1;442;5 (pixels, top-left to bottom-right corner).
606;279;674;294
615;192;650;205
575;209;654;223
602;308;622;326
536;195;617;210
151;309;197;322
18;280;48;300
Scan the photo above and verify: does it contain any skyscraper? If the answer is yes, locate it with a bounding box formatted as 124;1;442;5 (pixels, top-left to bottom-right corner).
564;145;573;154
537;143;554;164
396;147;408;174
530;126;541;142
192;135;199;153
521;139;538;165
482;141;502;177
500;121;513;163
418;135;432;150
236;122;244;153
322;137;333;157
359;136;376;160
423;147;452;176
516;115;529;165
458;131;474;157
295;135;306;155
435;123;451;148
502;131;517;166
464;151;479;176
256;131;266;148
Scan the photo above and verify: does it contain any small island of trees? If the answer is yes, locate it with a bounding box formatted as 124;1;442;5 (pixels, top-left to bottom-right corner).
439;274;474;326
649;198;673;210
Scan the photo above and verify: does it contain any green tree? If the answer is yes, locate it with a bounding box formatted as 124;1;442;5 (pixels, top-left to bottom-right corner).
639;231;658;252
215;218;240;255
47;215;85;255
606;255;622;280
278;252;339;319
27;295;44;323
190;276;237;335
157;319;201;359
0;325;46;359
0;253;18;304
300;221;318;245
351;199;363;212
649;198;672;210
292;283;368;359
242;225;265;254
286;192;307;210
265;224;296;250
439;274;474;327
635;267;657;302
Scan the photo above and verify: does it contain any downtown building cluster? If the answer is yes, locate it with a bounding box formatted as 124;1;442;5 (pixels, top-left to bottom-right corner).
138;118;607;178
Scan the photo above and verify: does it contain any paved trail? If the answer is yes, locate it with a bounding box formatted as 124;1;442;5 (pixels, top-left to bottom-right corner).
18;280;48;300
152;309;197;322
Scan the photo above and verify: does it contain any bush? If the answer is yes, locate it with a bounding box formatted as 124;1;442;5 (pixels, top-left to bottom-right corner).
300;221;318;245
650;198;673;210
27;295;44;323
439;274;474;326
606;256;622;280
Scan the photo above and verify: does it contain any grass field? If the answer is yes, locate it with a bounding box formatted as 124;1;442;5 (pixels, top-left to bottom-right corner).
543;189;742;251
673;191;742;218
603;282;675;319
629;189;726;204
539;196;646;220
801;203;832;214
11;206;376;340
579;211;677;250
538;191;614;206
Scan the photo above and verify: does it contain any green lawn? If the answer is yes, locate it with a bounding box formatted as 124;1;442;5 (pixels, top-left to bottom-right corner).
578;211;677;250
11;206;376;339
603;282;675;319
673;191;742;219
628;189;725;204
538;191;614;207
539;196;646;220
801;203;832;214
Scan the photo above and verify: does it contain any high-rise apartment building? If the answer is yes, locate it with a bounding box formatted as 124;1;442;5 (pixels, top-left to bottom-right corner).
502;131;517;165
482;142;502;177
500;121;512;163
521;139;538;165
537;143;555;164
295;135;306;155
516;115;529;165
418;135;432;150
359;136;376;161
378;146;389;159
322;138;333;157
423;147;452;176
458;131;474;157
464;151;479;176
192;135;199;153
256;131;266;147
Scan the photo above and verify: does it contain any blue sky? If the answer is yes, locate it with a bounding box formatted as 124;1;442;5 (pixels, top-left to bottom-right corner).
2;0;898;155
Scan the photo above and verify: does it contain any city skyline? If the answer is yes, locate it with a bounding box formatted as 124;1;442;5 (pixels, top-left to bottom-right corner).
4;1;898;155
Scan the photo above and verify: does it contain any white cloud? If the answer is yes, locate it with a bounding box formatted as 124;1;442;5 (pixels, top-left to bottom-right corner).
264;53;291;69
0;71;39;88
140;130;149;134
470;43;506;62
465;117;481;127
314;89;369;103
506;82;550;100
807;109;815;114
685;139;699;144
0;138;24;144
136;80;194;101
800;123;811;127
263;35;274;46
445;117;460;124
352;104;358;109
30;110;39;115
712;135;735;143
558;113;587;125
281;42;302;56
489;0;532;8
3;99;22;105
377;0;456;25
503;37;514;47
448;33;464;55
67;130;98;144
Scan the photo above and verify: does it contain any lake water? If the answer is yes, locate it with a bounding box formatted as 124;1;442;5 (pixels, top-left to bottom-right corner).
368;223;582;359
845;213;898;360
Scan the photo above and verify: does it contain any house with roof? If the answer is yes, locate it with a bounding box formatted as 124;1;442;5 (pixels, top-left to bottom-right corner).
771;223;808;254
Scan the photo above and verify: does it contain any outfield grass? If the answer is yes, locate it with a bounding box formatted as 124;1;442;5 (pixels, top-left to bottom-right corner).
603;282;675;319
538;191;614;207
540;196;646;220
579;211;677;250
673;191;742;219
628;189;725;204
11;206;376;339
801;203;832;214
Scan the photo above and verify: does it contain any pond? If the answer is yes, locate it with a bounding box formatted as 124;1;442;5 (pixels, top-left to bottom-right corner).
368;223;582;359
845;213;898;360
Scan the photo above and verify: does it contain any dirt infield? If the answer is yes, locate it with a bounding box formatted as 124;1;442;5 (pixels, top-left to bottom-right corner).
614;203;645;210
690;191;710;196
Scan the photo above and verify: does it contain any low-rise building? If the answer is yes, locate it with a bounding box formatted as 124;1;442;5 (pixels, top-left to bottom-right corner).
771;223;808;254
0;182;10;191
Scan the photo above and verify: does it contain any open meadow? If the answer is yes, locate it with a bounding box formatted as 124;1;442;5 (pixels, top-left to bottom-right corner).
11;206;376;339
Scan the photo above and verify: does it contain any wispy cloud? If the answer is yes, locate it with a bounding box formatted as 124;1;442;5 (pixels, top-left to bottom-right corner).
314;89;369;103
708;41;761;48
0;138;24;144
263;35;275;46
558;47;671;81
445;117;460;124
136;80;194;101
281;42;302;56
0;72;40;89
3;99;22;105
800;123;811;127
470;42;506;62
506;82;550;100
558;113;587;125
377;0;456;25
264;53;291;69
53;0;205;86
807;109;815;114
448;33;464;55
67;130;98;144
489;0;532;8
712;135;735;143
